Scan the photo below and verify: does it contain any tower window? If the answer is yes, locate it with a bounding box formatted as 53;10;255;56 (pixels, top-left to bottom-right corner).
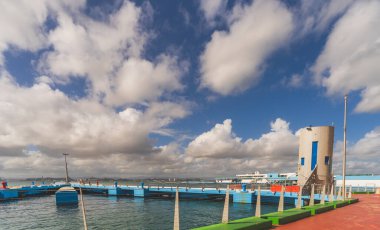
301;157;305;166
311;141;318;170
325;156;330;165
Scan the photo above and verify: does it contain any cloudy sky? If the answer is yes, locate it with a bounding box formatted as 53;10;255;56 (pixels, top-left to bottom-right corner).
0;0;379;179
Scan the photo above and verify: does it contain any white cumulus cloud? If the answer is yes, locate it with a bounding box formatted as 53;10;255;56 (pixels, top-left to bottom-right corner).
108;55;184;105
200;0;294;95
187;118;298;161
199;0;227;25
333;126;380;175
0;1;185;106
294;0;353;36
0;1;192;178
312;0;380;113
0;71;190;159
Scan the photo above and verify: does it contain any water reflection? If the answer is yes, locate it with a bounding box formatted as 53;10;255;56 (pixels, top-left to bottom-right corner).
2;194;290;229
55;203;79;213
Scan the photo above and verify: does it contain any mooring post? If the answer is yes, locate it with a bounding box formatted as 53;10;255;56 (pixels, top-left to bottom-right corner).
80;188;88;230
310;184;315;206
337;186;342;200
321;184;326;205
348;185;352;199
278;185;284;212
296;186;303;209
329;184;334;202
255;186;261;217
222;185;230;223
173;187;180;230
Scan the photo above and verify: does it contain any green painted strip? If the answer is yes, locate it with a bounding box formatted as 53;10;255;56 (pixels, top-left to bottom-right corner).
195;198;360;229
192;217;272;230
352;191;374;194
325;200;350;208
261;208;311;225
334;200;350;208
302;203;335;215
348;198;359;204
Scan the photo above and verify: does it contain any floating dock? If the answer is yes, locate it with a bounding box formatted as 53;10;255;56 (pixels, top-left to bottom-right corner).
69;183;320;206
0;184;63;201
1;182;330;206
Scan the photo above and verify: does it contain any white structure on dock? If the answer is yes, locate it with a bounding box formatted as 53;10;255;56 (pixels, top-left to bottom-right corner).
297;126;334;193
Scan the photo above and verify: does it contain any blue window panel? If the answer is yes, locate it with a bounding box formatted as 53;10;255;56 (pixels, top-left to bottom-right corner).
325;156;330;165
301;157;305;166
311;141;318;170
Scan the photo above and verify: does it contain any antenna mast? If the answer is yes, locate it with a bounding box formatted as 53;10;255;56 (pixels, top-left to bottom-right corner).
63;153;69;184
342;95;348;200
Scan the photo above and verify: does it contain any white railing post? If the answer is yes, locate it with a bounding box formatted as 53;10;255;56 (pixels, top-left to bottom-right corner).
222;185;230;223
321;184;326;205
296;186;303;209
173;187;180;230
255;186;261;217
338;186;342;201
278;186;284;212
329;184;334;202
310;184;315;206
348;185;352;199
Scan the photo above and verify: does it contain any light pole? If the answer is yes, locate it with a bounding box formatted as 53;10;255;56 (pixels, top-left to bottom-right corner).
342;95;347;200
63;153;69;184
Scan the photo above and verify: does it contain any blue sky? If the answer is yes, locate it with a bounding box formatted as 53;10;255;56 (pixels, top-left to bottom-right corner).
0;0;379;178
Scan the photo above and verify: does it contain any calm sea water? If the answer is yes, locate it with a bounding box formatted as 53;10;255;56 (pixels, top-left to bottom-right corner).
0;194;291;230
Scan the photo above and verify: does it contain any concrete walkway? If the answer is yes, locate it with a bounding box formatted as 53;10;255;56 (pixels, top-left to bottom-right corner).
276;194;380;230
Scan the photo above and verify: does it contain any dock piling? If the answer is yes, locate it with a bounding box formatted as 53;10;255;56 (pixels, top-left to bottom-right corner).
222;185;230;223
329;184;334;201
296;186;302;209
310;184;315;206
255;186;261;217
321;184;326;205
348;185;352;199
173;187;180;230
278;186;284;212
338;186;342;200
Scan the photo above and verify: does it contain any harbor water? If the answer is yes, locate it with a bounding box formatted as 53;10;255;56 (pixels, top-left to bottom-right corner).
0;194;291;229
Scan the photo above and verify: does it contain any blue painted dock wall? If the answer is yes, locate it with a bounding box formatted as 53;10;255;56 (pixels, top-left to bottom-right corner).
0;185;64;201
70;184;306;205
233;192;254;203
134;188;149;197
56;192;78;205
0;189;19;200
19;186;58;196
232;190;299;205
2;183;314;207
147;187;226;200
109;188;134;196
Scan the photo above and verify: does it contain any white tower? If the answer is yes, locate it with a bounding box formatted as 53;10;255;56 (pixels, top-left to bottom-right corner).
297;126;334;190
